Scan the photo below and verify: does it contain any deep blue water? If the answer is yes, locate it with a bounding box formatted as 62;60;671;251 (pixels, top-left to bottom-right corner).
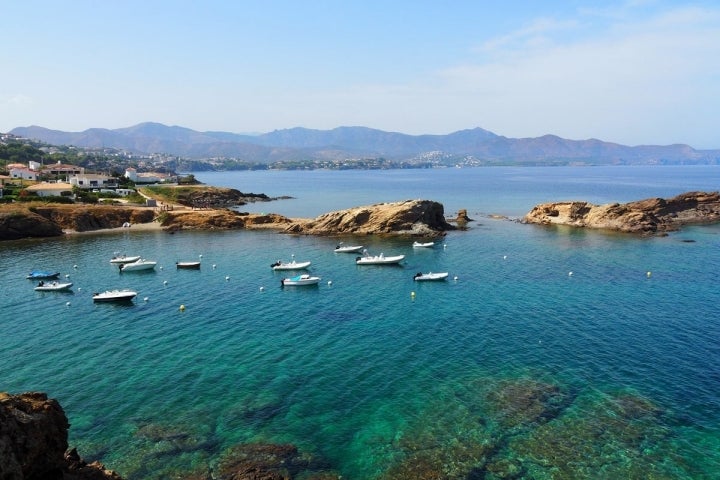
2;166;720;479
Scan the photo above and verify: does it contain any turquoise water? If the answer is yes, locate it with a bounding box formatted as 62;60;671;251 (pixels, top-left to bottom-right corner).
2;166;720;478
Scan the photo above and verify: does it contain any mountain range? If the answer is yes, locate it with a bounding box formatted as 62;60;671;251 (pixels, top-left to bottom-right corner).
9;122;720;166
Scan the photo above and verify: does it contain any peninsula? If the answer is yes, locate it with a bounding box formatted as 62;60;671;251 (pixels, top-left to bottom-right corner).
522;191;720;235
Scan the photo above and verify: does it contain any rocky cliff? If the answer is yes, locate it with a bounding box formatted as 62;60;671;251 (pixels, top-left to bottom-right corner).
0;205;156;240
0;392;122;479
522;191;720;234
160;209;293;231
282;199;454;236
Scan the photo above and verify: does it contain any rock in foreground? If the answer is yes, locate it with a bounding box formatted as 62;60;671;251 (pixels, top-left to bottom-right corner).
522;191;720;235
0;392;122;479
283;199;454;237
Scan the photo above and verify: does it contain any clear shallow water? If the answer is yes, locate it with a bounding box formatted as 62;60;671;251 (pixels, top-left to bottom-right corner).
2;166;720;479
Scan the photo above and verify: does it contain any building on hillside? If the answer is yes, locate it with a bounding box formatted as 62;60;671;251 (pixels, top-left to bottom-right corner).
29;160;42;171
69;174;118;190
42;161;84;178
124;167;175;184
9;167;38;181
24;182;74;197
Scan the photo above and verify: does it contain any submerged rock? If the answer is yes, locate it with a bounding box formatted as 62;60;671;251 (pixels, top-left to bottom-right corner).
522;191;720;235
283;199;454;237
215;443;339;480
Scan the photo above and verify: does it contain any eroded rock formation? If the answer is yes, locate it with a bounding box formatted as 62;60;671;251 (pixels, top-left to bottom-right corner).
522;191;720;235
0;392;122;480
283;199;454;237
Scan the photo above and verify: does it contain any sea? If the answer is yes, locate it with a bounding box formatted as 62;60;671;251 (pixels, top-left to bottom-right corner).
2;165;720;479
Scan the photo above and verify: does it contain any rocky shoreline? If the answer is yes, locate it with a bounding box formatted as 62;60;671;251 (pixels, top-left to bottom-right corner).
522;191;720;235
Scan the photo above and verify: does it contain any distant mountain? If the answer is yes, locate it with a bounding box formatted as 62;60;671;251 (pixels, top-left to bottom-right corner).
9;122;720;166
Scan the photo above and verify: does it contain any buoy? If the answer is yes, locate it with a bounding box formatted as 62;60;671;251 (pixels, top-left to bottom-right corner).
159;266;163;270
144;297;149;302
568;271;573;277
327;280;333;286
259;286;265;291
73;265;78;269
453;276;458;281
503;255;507;260
65;301;71;306
646;271;652;278
163;280;168;285
65;274;70;278
199;254;203;258
179;304;185;311
410;291;416;299
77;287;82;291
225;276;230;281
212;264;217;269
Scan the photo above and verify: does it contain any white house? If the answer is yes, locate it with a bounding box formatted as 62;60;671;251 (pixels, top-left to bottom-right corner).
24;182;74;197
125;167;174;184
69;174;118;190
9;167;38;181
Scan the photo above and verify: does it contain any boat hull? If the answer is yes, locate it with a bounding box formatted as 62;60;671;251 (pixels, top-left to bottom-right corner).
119;260;157;272
92;290;137;302
413;272;449;281
176;262;201;269
281;274;321;286
334;245;364;253
356;254;405;265
26;271;60;280
34;282;73;291
109;255;141;264
271;261;312;271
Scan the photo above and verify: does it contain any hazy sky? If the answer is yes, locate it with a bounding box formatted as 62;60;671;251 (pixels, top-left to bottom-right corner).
2;0;719;148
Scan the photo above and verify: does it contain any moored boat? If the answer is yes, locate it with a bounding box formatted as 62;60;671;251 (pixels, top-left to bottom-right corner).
334;243;364;253
413;272;449;281
271;255;311;270
118;259;157;272
281;274;321;286
92;289;138;302
412;241;435;248
109;254;141;264
34;281;73;291
176;261;201;269
26;270;61;280
355;250;405;265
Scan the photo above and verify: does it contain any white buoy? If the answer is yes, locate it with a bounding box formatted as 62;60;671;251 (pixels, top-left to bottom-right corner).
144;297;149;302
163;280;168;285
77;287;82;291
159;266;163;270
199;254;203;258
646;271;652;278
65;274;70;278
179;304;185;311
453;276;458;281
568;271;573;277
212;264;217;269
73;265;78;269
410;291;416;299
327;280;333;286
65;301;71;306
259;286;265;291
225;276;230;281
503;255;507;260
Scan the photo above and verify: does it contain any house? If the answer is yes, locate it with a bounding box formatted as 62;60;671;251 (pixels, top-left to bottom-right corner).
9;167;38;181
69;173;118;190
42;161;84;178
125;167;174;184
24;182;74;197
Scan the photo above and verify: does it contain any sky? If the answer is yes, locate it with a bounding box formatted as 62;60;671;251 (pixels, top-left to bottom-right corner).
1;0;719;148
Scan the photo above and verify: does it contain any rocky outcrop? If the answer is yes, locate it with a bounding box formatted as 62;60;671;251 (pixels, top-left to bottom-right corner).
160;210;293;231
282;199;454;237
0;392;122;480
0;208;64;240
522;191;720;235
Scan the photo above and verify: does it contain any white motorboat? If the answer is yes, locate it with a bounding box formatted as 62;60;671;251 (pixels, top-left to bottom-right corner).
176;261;201;269
92;289;137;302
412;241;435;248
109;254;141;264
118;259;157;272
334;243;364;253
413;272;449;281
271;255;311;270
34;281;73;291
281;274;321;286
355;250;405;265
